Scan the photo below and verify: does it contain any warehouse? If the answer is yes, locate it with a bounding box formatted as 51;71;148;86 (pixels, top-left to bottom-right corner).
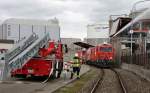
0;18;60;43
86;24;109;45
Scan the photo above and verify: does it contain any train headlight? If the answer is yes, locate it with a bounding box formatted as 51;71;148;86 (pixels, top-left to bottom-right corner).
109;57;112;60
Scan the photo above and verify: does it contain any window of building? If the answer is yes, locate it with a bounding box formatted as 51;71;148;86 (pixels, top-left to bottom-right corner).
7;25;11;36
142;21;150;31
132;22;140;31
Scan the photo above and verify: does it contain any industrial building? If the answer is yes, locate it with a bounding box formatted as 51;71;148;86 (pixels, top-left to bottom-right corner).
86;24;109;45
0;18;60;43
0;40;14;53
61;38;81;50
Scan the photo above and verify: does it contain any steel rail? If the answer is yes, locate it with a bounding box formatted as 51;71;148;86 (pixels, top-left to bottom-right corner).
90;69;104;93
111;69;127;93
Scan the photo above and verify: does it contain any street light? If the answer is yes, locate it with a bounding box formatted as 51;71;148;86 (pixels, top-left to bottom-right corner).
130;30;133;57
131;1;145;19
130;0;150;63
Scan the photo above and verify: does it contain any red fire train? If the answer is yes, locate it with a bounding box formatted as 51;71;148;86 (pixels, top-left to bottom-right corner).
74;42;115;67
11;41;68;78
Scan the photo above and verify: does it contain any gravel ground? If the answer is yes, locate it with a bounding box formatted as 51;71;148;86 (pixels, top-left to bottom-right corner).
116;69;150;93
95;69;122;93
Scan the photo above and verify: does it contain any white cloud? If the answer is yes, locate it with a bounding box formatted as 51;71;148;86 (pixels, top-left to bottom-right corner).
0;0;149;38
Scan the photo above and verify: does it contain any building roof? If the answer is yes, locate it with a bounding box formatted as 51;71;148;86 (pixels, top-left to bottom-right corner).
74;42;94;49
1;18;59;26
109;17;131;36
113;8;150;37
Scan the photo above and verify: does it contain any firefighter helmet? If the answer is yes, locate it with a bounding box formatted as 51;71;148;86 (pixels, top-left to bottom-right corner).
75;53;78;57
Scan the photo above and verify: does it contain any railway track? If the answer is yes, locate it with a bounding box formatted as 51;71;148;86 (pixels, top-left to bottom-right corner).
111;69;127;93
90;68;104;93
90;68;127;93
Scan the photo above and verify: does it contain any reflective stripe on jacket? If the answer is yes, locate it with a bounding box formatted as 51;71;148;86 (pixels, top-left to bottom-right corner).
73;59;80;67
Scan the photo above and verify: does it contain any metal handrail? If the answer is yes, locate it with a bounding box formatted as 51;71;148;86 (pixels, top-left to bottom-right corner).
8;33;50;70
1;33;50;80
5;34;38;62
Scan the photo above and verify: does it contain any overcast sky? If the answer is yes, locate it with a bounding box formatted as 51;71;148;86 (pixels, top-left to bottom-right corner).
0;0;150;39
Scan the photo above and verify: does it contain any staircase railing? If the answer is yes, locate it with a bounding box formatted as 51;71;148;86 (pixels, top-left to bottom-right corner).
1;33;50;80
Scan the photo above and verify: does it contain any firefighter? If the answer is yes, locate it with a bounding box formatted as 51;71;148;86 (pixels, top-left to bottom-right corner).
70;53;81;79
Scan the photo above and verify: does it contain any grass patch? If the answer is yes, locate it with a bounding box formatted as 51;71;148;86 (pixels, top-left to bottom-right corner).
53;68;98;93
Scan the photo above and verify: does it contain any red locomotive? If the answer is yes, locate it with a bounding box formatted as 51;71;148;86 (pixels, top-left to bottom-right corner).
11;41;67;78
74;42;115;67
86;43;115;67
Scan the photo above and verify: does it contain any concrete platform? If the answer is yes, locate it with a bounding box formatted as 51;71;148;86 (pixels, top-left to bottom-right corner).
121;63;150;82
35;64;90;93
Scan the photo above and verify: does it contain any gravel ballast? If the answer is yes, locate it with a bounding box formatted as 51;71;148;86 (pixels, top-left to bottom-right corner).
117;69;150;93
95;69;122;93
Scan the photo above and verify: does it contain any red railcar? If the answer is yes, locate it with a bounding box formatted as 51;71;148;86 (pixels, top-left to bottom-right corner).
74;42;115;67
86;43;115;67
75;50;86;64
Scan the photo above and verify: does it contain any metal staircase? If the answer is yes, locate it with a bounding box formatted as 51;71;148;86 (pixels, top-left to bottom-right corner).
5;34;38;62
1;33;50;80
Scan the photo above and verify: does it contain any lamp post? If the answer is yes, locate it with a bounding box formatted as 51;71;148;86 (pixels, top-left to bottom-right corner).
130;30;133;58
131;1;146;19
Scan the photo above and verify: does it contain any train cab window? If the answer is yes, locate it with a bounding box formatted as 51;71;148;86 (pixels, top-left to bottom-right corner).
100;47;112;52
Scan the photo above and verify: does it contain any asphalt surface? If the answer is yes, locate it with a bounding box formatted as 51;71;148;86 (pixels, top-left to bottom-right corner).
0;81;42;93
0;65;90;93
34;65;90;93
